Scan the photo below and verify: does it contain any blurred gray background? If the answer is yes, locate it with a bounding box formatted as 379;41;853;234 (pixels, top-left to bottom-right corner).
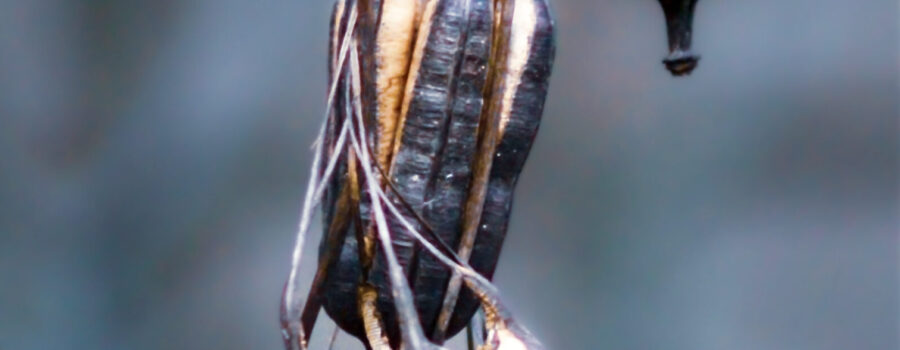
0;0;897;349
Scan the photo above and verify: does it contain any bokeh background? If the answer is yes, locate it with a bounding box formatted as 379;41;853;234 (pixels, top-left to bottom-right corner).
0;0;897;349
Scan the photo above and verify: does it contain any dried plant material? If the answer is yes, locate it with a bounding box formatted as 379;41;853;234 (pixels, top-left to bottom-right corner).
435;0;554;341
280;4;359;349
360;284;393;350
281;0;555;348
373;0;421;171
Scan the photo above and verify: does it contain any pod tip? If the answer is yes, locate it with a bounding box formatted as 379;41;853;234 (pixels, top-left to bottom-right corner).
662;50;699;76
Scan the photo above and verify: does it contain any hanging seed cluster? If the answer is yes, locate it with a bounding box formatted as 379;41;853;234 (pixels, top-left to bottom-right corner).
280;0;556;349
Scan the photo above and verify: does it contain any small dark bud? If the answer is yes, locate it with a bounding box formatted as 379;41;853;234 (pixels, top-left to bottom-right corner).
658;0;700;76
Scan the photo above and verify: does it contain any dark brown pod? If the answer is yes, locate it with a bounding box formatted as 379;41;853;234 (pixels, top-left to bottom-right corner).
314;0;556;347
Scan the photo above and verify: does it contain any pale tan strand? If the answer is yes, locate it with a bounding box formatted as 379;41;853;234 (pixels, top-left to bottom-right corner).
331;1;346;73
497;0;536;139
312;121;351;206
282;3;357;344
373;0;420;172
359;285;392;350
390;0;439;167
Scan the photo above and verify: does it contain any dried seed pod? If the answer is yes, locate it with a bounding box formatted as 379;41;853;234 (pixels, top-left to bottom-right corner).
289;0;555;348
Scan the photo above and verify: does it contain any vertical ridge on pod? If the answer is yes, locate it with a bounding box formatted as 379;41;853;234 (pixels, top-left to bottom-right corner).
440;0;556;338
411;0;494;342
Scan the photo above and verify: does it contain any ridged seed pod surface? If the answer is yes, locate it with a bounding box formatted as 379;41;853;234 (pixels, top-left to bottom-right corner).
318;0;555;346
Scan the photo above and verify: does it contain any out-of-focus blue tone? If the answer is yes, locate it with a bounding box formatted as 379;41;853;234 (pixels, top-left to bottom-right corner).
0;1;896;349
